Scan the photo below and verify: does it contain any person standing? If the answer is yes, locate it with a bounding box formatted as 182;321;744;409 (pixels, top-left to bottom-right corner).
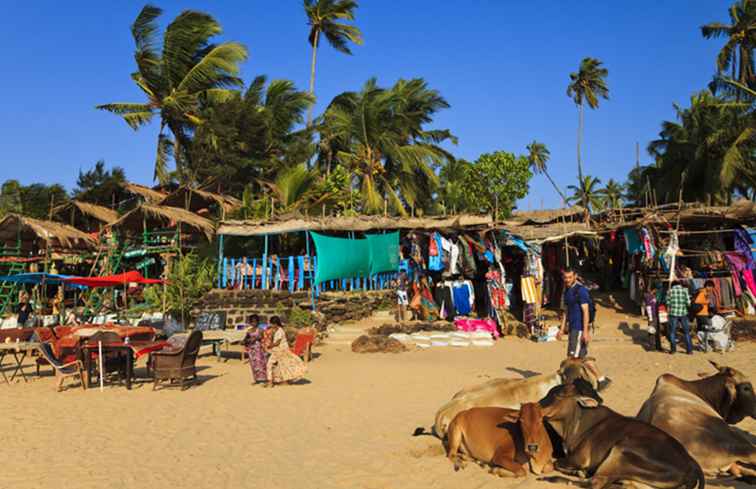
557;268;591;358
16;290;32;326
242;314;268;385
265;316;307;388
644;283;662;351
665;281;692;355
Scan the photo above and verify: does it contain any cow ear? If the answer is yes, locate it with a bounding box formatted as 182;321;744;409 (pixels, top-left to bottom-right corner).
500;412;519;424
577;397;599;408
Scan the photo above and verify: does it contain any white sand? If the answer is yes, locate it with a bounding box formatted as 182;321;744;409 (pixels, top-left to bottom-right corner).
1;304;754;489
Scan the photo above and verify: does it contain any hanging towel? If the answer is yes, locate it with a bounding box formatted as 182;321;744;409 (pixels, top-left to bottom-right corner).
623;229;644;254
521;276;538;305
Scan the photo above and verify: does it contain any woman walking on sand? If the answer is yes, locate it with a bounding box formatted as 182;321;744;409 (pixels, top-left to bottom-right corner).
242;314;268;385
265;316;307;388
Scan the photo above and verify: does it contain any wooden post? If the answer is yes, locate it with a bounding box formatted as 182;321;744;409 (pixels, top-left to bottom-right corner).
217;234;224;288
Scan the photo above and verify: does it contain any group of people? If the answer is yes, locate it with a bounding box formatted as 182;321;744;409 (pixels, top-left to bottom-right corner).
645;279;722;354
242;315;307;388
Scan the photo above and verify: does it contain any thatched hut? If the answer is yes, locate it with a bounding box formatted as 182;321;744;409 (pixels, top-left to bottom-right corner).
160;186;242;219
51;200;119;233
121;182;167;205
109;204;215;250
217;214;492;237
0;214;97;257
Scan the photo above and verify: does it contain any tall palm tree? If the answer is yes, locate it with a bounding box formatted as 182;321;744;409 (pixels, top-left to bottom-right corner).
701;0;756;88
97;6;248;185
318;78;455;215
567;57;609;182
526;141;568;205
602;178;625;209
567;175;604;212
304;0;363;126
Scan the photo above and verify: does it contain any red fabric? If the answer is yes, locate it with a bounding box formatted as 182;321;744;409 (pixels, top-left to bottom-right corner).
291;332;314;357
54;325;156;351
33;328;55;342
63;271;163;287
132;341;169;359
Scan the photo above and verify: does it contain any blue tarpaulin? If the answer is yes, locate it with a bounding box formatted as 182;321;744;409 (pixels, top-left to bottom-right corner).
0;273;87;289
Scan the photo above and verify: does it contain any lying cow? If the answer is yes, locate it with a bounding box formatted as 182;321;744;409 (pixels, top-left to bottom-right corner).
542;384;705;489
446;402;553;476
637;360;756;479
417;357;606;438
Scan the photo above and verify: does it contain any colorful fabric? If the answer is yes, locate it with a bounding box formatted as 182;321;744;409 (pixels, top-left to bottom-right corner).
453;318;499;338
428;233;444;271
266;327;307;383
243;328;268;383
521;276;538;305
623;229;644;254
665;285;691;317
744;269;756;297
311;232;370;284
734;228;754;269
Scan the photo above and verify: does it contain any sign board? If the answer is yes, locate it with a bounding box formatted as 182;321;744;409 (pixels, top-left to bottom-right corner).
195;311;226;331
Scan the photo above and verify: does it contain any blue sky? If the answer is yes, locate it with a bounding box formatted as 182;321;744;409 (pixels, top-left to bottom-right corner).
0;1;732;209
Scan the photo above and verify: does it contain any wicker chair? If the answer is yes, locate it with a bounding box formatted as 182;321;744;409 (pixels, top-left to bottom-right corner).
151;330;203;391
38;342;86;392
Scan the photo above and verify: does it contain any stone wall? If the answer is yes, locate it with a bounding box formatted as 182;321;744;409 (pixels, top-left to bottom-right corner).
192;288;394;330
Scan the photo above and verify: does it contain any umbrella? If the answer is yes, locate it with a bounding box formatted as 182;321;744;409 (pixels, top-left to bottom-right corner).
0;272;87;289
63;271;163;287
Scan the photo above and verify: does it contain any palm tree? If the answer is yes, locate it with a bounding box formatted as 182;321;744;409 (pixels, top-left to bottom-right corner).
701;0;756;88
260;164;329;214
97;6;248;185
567;175;604;212
318;78;456;215
304;0;363;126
602;178;625;209
567;57;609;182
526;141;568;205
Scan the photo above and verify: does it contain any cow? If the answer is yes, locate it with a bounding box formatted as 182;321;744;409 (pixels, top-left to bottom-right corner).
542;384;705;489
415;357;606;438
446;402;553;476
636;360;756;479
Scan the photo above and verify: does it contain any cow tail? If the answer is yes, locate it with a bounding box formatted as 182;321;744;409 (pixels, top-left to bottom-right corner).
412;426;439;438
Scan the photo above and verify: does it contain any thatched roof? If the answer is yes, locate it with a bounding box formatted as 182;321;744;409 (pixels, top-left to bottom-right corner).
500;221;596;243
52;200;119;226
0;214;97;250
511;206;585;225
121;182;167;204
218;214;493;236
160;186;242;215
109;204;215;240
594;200;756;232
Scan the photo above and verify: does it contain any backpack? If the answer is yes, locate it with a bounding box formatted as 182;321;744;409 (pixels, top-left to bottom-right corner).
567;284;597;324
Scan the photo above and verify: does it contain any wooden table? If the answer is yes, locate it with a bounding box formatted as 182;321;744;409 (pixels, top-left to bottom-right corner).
0;342;40;384
80;342;134;390
200;330;247;362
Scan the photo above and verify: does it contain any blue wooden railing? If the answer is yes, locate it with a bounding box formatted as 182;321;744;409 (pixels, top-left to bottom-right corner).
218;255;397;295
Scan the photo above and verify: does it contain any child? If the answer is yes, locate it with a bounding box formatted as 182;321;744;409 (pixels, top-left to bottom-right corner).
396;270;409;321
644;283;662;351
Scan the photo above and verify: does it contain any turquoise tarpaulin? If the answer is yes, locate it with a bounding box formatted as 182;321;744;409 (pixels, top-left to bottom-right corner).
311;232;370;284
366;231;400;275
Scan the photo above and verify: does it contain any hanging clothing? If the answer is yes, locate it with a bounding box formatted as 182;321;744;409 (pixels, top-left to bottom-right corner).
623;229;644;254
521;276;538;305
452;284;472;315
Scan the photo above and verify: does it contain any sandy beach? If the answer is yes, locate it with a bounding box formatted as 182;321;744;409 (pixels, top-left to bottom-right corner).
1;303;754;489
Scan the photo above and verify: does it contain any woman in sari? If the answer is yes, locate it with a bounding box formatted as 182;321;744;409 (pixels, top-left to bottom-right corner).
242;314;268;384
265;316;307;388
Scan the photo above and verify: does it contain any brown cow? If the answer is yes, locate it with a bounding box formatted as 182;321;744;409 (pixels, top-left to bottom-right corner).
542;385;705;489
418;357;606;438
446;403;553;477
637;361;756;479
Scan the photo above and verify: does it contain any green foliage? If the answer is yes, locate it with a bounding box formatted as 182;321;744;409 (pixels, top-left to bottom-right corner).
701;0;756;86
143;252;215;321
273;304;317;329
97;5;249;185
74;160;127;207
568;175;604;212
0;180;68;219
647;90;755;205
460;151;532;219
601;178;625;209
567;57;609;181
526;140;567;204
317;77;456;215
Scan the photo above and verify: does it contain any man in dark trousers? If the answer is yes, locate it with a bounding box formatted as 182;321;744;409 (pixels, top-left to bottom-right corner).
557;267;591;358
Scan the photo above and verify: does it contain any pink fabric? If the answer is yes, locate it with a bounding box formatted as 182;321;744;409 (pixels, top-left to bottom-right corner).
732;271;743;296
453;318;499;338
743;269;756;297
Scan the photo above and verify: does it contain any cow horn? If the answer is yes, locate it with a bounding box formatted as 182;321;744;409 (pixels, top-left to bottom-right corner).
709;360;724;371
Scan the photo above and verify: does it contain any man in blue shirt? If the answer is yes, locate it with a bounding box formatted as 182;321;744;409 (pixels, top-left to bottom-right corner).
557;267;591;358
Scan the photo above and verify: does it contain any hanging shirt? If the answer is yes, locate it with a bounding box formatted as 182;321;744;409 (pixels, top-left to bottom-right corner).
428;233;444;271
449;243;460;275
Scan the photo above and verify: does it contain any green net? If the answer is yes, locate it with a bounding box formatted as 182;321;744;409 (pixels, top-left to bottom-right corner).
366;231;399;275
311;232;370;284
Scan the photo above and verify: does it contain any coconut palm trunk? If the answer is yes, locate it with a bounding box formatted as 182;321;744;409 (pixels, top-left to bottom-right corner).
544;169;569;205
307;30;320;127
577;101;584;182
